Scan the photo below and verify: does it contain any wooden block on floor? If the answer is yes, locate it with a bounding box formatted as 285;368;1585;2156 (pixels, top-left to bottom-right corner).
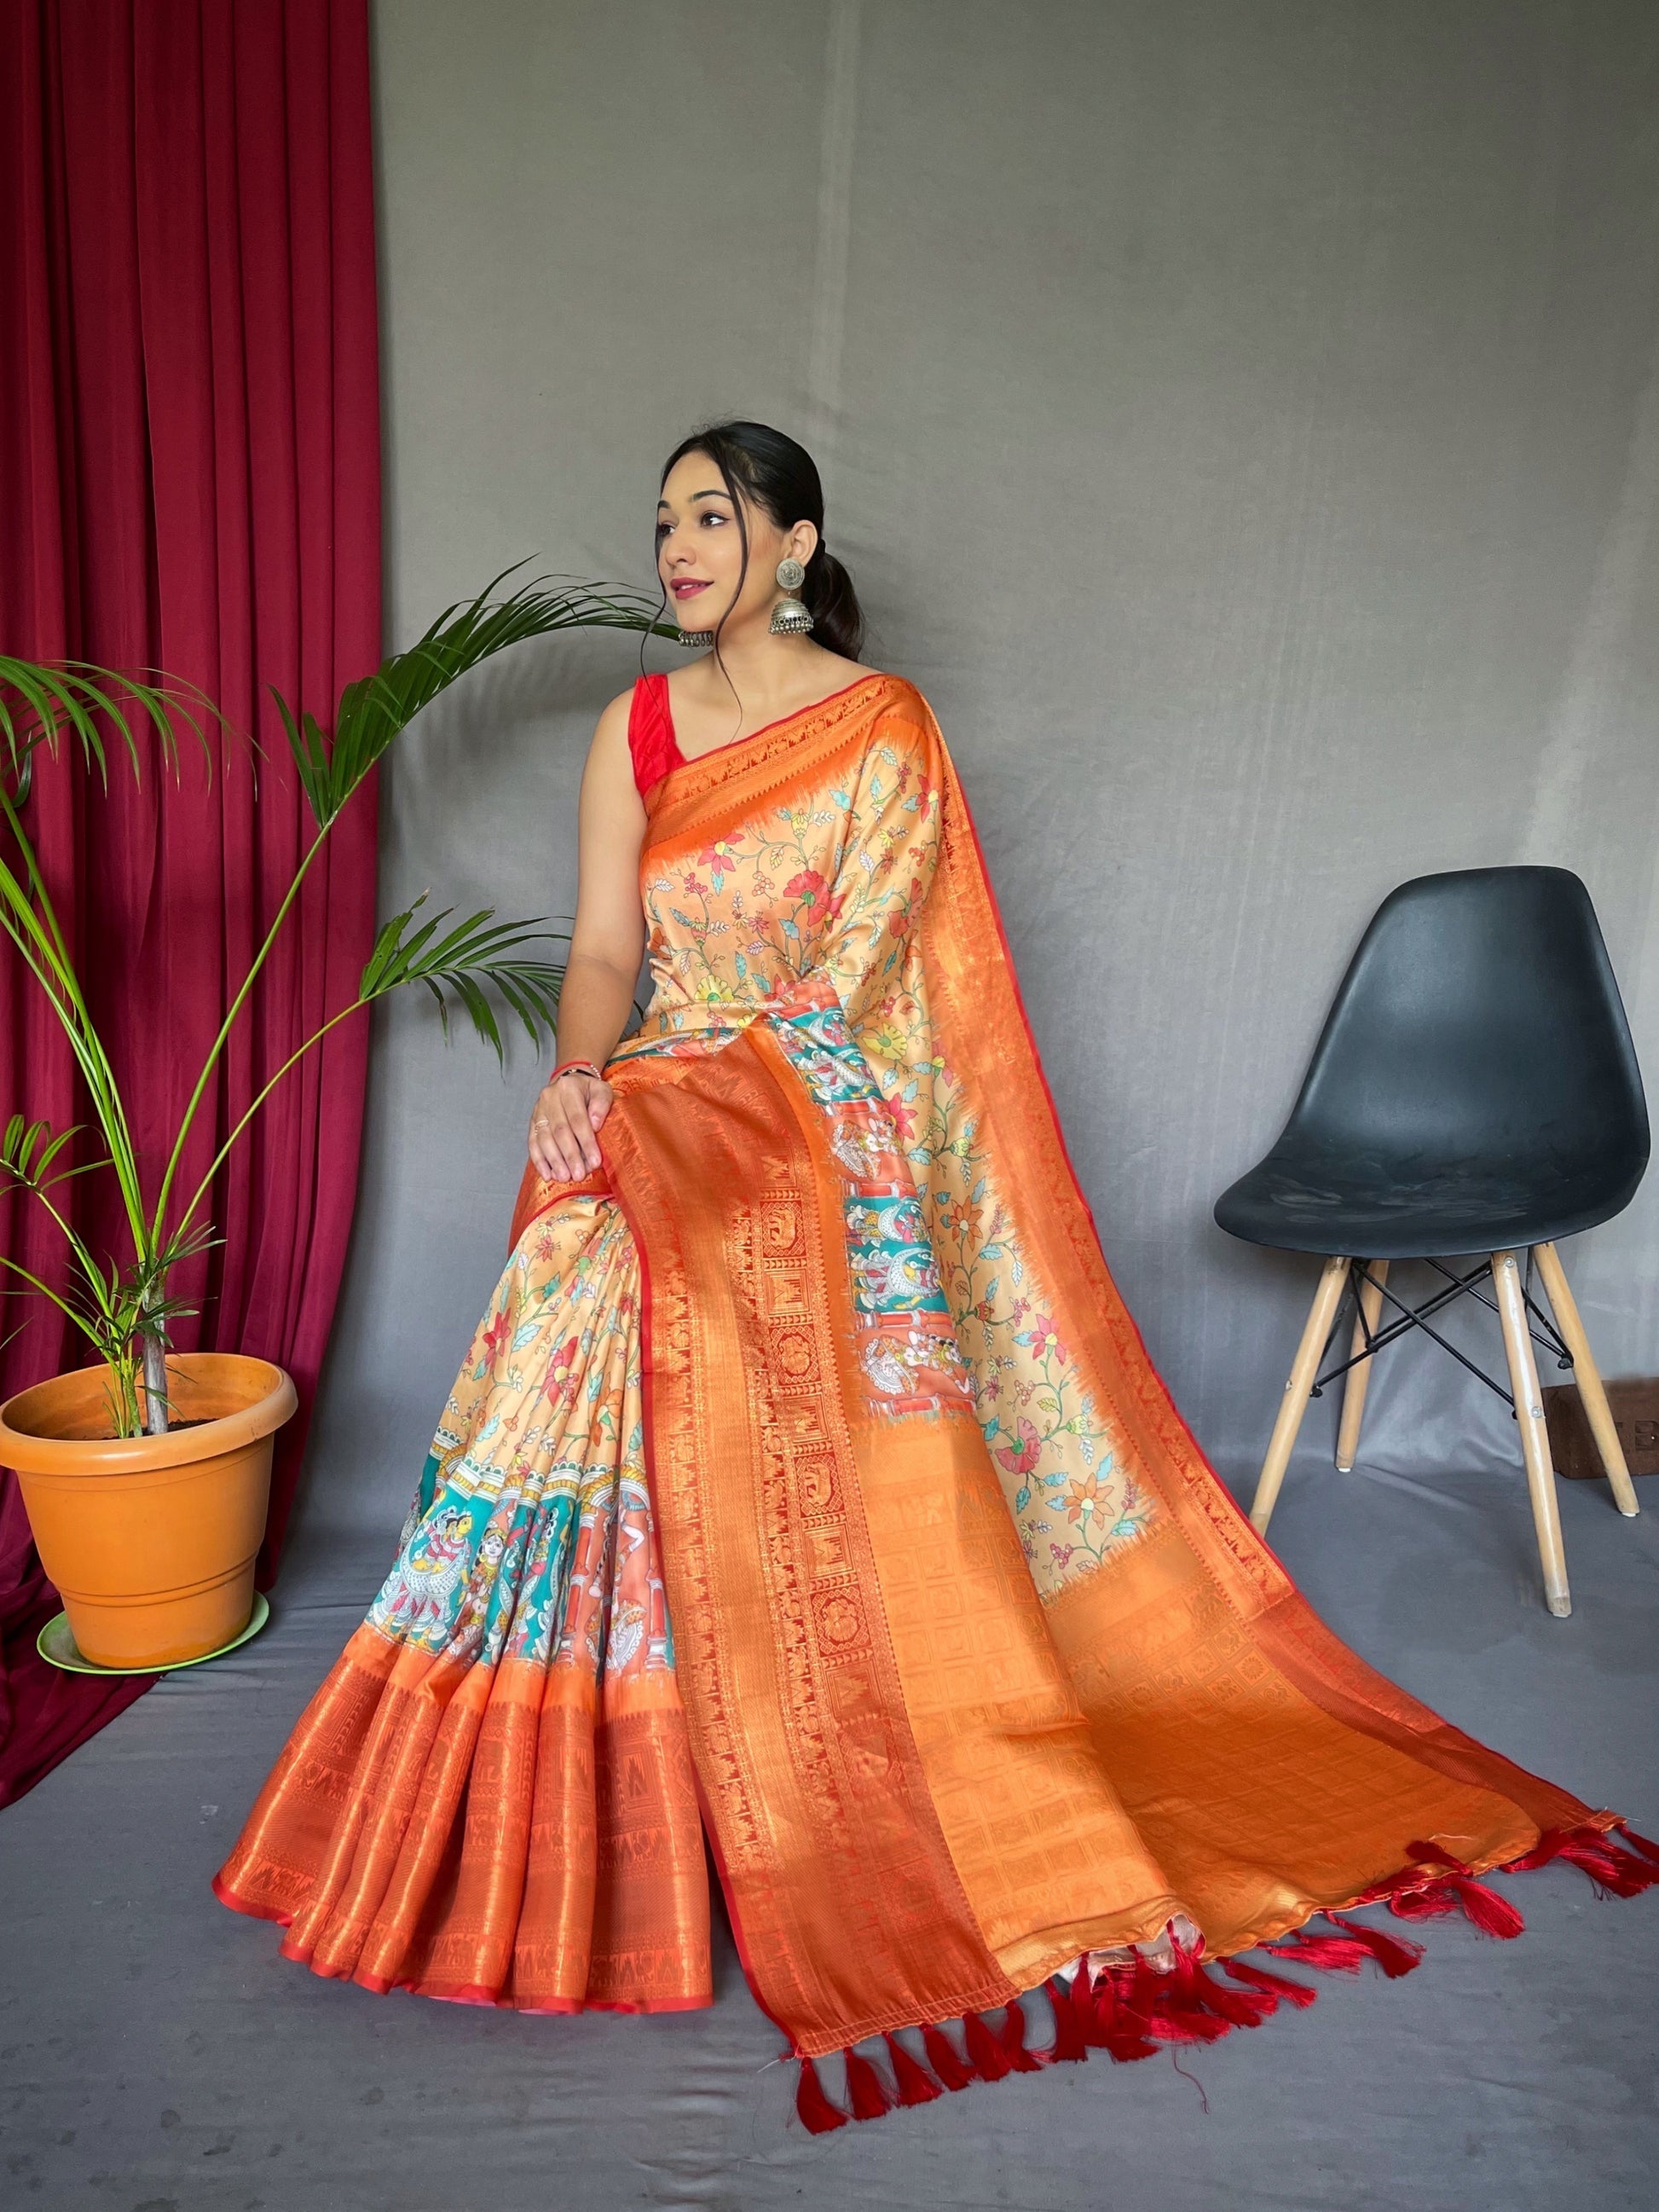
1544;1378;1659;1479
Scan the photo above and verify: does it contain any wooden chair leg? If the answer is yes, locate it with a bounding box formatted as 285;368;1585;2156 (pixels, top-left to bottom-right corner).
1335;1259;1389;1472
1492;1248;1571;1618
1534;1240;1641;1518
1251;1254;1350;1536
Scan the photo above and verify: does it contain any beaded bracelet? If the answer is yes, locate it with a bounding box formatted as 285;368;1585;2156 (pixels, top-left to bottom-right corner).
548;1057;604;1086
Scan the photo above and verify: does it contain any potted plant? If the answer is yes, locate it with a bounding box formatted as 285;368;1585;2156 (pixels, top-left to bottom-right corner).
0;572;669;1669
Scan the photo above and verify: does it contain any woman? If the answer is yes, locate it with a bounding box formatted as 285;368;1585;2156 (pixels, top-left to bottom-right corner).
216;420;1652;2128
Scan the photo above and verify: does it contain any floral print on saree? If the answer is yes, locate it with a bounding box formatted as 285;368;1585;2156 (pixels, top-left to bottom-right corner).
217;671;1652;2122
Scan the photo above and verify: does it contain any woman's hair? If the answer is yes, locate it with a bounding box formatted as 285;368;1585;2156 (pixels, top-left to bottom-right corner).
656;420;865;661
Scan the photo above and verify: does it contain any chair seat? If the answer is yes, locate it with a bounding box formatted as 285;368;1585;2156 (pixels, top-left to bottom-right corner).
1214;1146;1645;1259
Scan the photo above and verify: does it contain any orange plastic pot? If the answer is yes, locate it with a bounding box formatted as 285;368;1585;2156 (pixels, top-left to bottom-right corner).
0;1352;298;1669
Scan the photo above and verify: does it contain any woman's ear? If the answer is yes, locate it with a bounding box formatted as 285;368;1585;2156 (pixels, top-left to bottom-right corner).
788;520;820;567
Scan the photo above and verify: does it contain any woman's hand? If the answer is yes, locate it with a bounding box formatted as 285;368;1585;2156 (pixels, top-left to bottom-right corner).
529;1070;614;1181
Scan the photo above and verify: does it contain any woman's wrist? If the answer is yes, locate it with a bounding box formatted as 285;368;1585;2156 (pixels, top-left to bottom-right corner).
548;1057;604;1086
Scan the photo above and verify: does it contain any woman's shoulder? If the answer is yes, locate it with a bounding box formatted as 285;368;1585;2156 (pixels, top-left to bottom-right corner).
857;669;944;758
865;669;926;710
596;678;647;734
599;675;677;797
587;679;677;806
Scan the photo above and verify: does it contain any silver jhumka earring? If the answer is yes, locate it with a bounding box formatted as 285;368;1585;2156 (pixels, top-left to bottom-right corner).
769;556;812;636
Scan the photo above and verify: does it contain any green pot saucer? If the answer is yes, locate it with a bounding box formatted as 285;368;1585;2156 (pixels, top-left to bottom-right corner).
36;1590;270;1676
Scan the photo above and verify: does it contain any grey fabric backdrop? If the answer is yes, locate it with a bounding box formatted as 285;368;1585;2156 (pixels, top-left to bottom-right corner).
305;0;1659;1549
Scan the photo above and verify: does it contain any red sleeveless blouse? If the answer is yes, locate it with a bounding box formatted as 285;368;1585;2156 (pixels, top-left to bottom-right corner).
627;673;683;797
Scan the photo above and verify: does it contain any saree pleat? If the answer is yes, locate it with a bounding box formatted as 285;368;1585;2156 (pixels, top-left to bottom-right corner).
221;670;1643;2075
215;1195;710;2012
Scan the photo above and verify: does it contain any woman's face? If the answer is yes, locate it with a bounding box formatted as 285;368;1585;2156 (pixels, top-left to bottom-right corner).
656;450;816;634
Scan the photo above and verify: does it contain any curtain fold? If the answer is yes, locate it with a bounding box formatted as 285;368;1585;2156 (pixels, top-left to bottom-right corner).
0;0;382;1807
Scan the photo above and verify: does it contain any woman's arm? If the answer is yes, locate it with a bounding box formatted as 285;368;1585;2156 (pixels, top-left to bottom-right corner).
527;689;647;1181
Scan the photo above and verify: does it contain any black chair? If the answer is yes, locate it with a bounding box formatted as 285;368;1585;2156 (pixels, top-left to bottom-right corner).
1215;866;1648;1617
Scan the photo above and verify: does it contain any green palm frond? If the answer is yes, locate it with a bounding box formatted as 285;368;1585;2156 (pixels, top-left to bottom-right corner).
2;1114;82;1187
0;653;218;794
3;562;654;1433
277;567;678;831
361;895;569;1063
0;1115;124;1317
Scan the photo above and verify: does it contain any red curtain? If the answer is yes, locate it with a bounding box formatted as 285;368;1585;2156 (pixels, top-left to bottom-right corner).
0;0;382;1805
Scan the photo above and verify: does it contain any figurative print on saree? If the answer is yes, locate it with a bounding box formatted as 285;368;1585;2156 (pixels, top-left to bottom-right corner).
215;669;1656;2130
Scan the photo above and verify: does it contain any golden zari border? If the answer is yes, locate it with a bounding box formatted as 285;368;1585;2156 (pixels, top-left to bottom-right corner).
212;1622;710;2012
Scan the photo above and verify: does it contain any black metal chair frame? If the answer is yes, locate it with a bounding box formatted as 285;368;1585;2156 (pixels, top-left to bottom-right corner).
1308;1254;1570;1414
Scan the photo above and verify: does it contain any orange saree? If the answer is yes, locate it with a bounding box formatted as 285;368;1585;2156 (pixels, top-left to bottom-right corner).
216;670;1653;2126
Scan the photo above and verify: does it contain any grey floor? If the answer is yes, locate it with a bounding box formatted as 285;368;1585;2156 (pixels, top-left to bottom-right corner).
3;1447;1656;2212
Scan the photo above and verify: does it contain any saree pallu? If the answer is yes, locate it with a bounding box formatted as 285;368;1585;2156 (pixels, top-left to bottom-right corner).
217;672;1652;2116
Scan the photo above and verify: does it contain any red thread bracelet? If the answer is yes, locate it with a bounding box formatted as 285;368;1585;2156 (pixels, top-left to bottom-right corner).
549;1058;603;1086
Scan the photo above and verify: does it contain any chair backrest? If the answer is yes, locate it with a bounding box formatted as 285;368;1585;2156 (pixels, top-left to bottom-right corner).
1283;866;1649;1180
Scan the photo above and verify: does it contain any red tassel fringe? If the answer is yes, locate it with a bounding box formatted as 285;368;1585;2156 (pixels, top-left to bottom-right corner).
885;2033;943;2106
1079;1961;1159;2060
1186;1958;1277;2027
920;2020;974;2092
795;2055;847;2134
791;1813;1651;2132
1506;1824;1659;1898
843;2045;893;2120
1266;1928;1373;1973
962;2008;1014;2082
1044;1974;1089;2063
1361;1841;1527;1939
1325;1911;1425;1978
1149;1947;1235;2043
998;2001;1048;2072
1392;1875;1523;1938
1223;1957;1318;2009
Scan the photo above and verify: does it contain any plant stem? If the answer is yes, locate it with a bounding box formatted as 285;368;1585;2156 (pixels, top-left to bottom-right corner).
142;1325;170;1437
